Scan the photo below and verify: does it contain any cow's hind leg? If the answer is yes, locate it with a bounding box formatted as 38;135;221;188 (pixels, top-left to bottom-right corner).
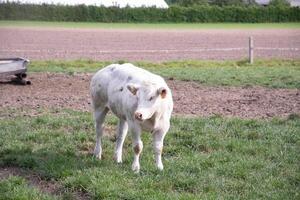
114;119;128;163
93;106;109;159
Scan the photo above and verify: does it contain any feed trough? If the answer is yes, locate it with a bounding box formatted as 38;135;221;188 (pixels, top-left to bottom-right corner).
0;57;31;85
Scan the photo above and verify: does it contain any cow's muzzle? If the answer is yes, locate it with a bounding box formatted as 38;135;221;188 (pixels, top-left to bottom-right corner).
134;112;143;121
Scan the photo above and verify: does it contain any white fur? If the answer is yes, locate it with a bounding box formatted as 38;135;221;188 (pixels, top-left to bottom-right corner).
90;63;173;172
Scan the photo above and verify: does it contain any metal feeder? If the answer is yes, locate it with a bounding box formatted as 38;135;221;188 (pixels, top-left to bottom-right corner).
0;57;31;85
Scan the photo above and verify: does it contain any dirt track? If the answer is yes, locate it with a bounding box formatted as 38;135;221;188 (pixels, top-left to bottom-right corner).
0;27;299;61
0;73;299;119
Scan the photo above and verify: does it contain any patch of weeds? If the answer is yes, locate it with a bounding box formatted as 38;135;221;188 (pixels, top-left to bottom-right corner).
236;59;250;67
247;132;261;140
117;60;128;64
287;113;300;121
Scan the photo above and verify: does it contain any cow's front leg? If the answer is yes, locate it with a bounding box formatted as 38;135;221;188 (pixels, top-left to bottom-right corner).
153;130;167;171
114;119;128;163
131;125;143;173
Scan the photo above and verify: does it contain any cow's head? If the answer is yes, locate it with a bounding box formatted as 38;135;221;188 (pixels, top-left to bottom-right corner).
127;83;167;121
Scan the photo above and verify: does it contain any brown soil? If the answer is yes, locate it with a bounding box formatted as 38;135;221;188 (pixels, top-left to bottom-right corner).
0;28;299;61
0;167;89;200
0;73;299;119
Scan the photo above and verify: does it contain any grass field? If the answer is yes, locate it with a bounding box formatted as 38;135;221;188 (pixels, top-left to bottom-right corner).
30;59;300;88
1;58;299;199
0;109;299;199
1;20;300;29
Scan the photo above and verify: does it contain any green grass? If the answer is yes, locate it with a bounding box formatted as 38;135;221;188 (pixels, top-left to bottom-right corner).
29;59;300;88
1;20;300;29
0;109;299;199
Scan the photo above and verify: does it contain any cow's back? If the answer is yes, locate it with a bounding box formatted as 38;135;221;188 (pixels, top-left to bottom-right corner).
90;63;171;111
110;63;166;86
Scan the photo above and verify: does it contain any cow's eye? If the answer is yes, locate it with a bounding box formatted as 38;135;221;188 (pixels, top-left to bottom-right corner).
149;96;154;101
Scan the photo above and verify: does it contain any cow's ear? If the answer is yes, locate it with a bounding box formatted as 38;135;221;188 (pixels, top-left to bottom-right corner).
127;84;138;95
158;87;167;99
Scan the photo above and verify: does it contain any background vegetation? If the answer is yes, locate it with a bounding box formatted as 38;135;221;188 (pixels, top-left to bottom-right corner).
166;0;290;7
0;1;299;23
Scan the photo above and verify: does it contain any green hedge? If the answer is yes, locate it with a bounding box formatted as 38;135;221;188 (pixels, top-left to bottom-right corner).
0;2;299;22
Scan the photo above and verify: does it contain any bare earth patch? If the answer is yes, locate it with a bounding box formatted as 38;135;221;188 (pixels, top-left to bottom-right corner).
0;167;89;200
0;73;299;119
0;167;60;194
0;28;299;61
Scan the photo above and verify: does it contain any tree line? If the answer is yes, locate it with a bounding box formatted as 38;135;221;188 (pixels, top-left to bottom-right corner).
165;0;291;7
0;1;299;23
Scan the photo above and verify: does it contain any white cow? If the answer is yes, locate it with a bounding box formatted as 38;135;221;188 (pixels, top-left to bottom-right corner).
90;63;173;172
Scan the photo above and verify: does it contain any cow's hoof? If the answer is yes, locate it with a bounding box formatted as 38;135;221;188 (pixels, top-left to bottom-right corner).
94;146;102;159
157;164;164;171
94;152;102;159
113;154;122;163
132;164;140;173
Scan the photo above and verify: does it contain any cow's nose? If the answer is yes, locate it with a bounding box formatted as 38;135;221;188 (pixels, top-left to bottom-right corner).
134;112;143;121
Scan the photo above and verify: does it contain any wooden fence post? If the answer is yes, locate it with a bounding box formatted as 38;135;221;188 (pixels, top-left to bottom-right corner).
249;36;254;64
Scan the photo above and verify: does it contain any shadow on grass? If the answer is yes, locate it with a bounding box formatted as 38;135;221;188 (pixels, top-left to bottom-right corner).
0;146;99;199
0;145;102;180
